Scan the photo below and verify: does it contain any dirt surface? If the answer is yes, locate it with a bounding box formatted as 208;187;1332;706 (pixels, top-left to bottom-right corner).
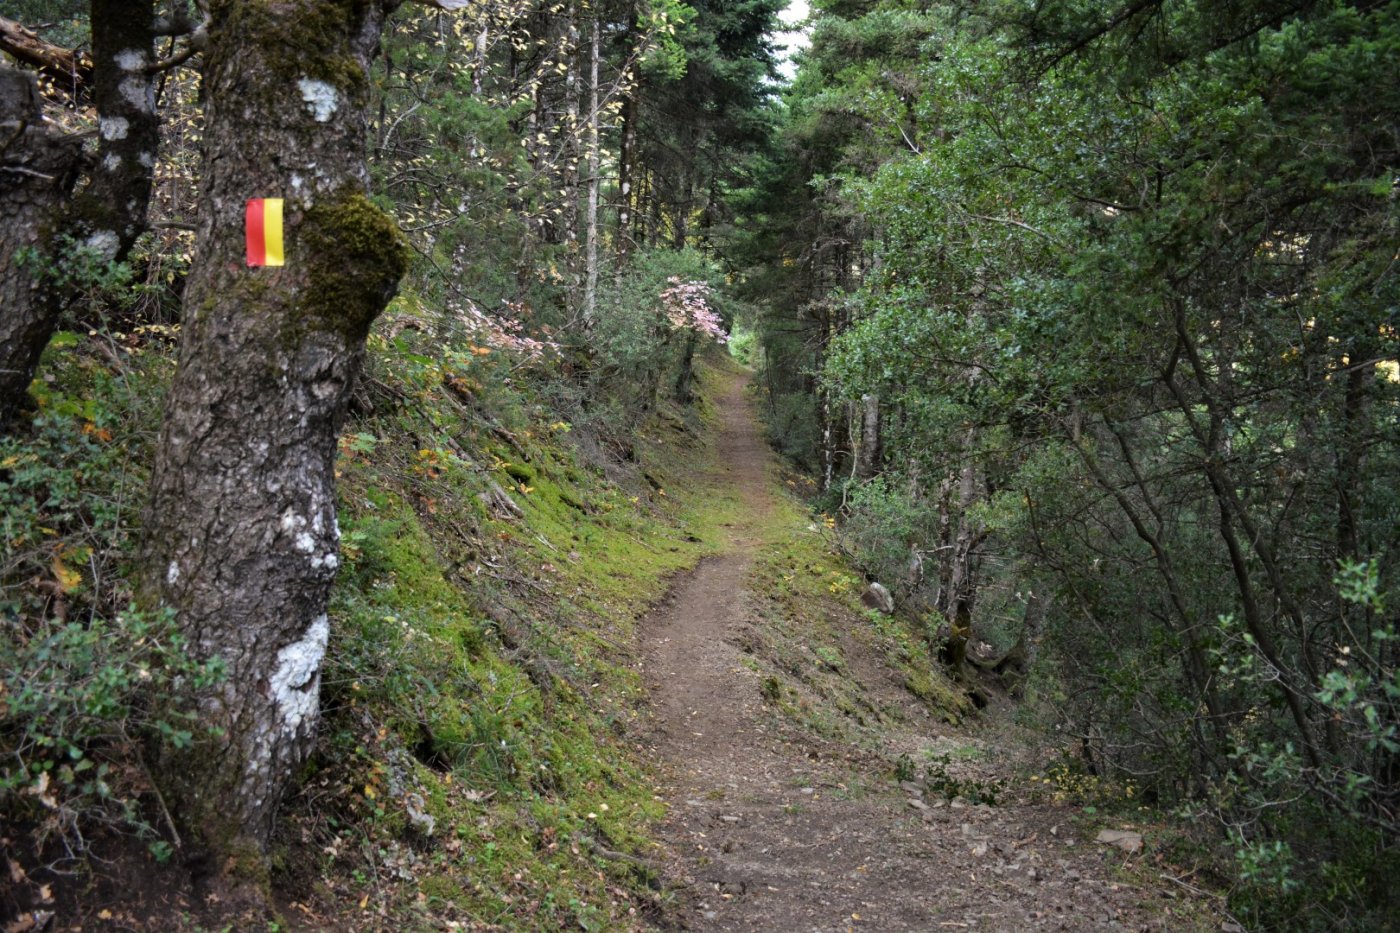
640;371;1220;932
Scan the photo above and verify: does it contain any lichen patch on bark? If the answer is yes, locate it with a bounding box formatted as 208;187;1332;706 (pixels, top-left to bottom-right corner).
267;613;329;738
297;78;340;122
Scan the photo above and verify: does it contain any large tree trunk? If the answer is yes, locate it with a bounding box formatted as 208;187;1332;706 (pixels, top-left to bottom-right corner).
0;66;83;427
140;0;409;865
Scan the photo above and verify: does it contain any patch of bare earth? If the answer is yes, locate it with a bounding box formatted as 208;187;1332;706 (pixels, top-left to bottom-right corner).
640;371;1220;932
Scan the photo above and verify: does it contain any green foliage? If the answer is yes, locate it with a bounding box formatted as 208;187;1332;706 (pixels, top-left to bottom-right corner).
726;323;756;367
923;755;1004;806
0;605;225;846
0;330;204;856
838;476;938;604
756;1;1400;927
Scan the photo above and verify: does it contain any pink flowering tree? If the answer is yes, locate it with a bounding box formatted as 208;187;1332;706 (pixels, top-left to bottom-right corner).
660;277;729;344
659;276;728;403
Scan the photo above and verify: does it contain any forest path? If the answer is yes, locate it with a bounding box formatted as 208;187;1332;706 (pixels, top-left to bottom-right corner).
638;368;1214;932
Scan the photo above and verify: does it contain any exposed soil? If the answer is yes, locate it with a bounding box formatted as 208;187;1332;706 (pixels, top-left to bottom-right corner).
640;371;1222;932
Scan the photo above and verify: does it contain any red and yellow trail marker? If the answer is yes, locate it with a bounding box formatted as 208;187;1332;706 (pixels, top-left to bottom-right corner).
245;198;285;267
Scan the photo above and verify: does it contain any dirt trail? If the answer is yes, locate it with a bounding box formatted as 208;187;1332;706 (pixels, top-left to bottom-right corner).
640;371;1214;932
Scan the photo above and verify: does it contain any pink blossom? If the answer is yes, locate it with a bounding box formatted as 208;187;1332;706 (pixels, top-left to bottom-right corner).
659;277;728;343
442;299;559;360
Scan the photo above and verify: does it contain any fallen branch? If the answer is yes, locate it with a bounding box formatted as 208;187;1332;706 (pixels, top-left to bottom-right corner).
0;16;91;98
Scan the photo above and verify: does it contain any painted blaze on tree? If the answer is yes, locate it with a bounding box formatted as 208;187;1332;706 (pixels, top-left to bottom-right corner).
140;0;410;869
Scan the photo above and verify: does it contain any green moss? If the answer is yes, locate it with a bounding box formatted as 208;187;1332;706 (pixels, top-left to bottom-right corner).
216;0;370;99
297;193;411;345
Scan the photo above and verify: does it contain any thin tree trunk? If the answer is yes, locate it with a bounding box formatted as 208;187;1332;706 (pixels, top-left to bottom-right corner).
141;0;409;864
674;331;697;403
582;14;600;325
855;393;880;480
0;66;83;427
472;15;489;97
943;437;984;675
562;0;580;259
615;11;639;273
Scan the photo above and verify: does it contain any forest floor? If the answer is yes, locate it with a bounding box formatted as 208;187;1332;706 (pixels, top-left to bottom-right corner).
638;368;1226;932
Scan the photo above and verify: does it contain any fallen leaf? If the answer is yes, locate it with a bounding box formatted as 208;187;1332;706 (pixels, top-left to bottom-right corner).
52;554;82;592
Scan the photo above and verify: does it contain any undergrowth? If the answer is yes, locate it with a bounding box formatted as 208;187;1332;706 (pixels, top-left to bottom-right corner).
0;306;735;928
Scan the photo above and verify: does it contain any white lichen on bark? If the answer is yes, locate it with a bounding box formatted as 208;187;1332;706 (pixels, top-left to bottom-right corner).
267;613;329;737
297;78;340;122
100;116;129;140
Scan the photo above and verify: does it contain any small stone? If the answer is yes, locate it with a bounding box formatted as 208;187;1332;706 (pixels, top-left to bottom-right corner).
720;815;741;823
908;799;928;811
860;582;895;613
1095;829;1144;854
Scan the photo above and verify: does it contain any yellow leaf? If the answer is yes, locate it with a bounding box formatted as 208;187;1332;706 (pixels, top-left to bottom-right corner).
52;555;81;593
364;785;377;800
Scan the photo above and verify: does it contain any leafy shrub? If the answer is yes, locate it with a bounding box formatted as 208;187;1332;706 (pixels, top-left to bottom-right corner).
840;476;939;604
0;331;206;858
0;606;224;852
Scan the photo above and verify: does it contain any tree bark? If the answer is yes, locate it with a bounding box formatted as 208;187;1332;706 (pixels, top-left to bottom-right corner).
582;13;600;325
0;66;83;427
140;0;409;863
562;0;581;257
68;0;159;263
614;8;640;272
854;392;880;480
